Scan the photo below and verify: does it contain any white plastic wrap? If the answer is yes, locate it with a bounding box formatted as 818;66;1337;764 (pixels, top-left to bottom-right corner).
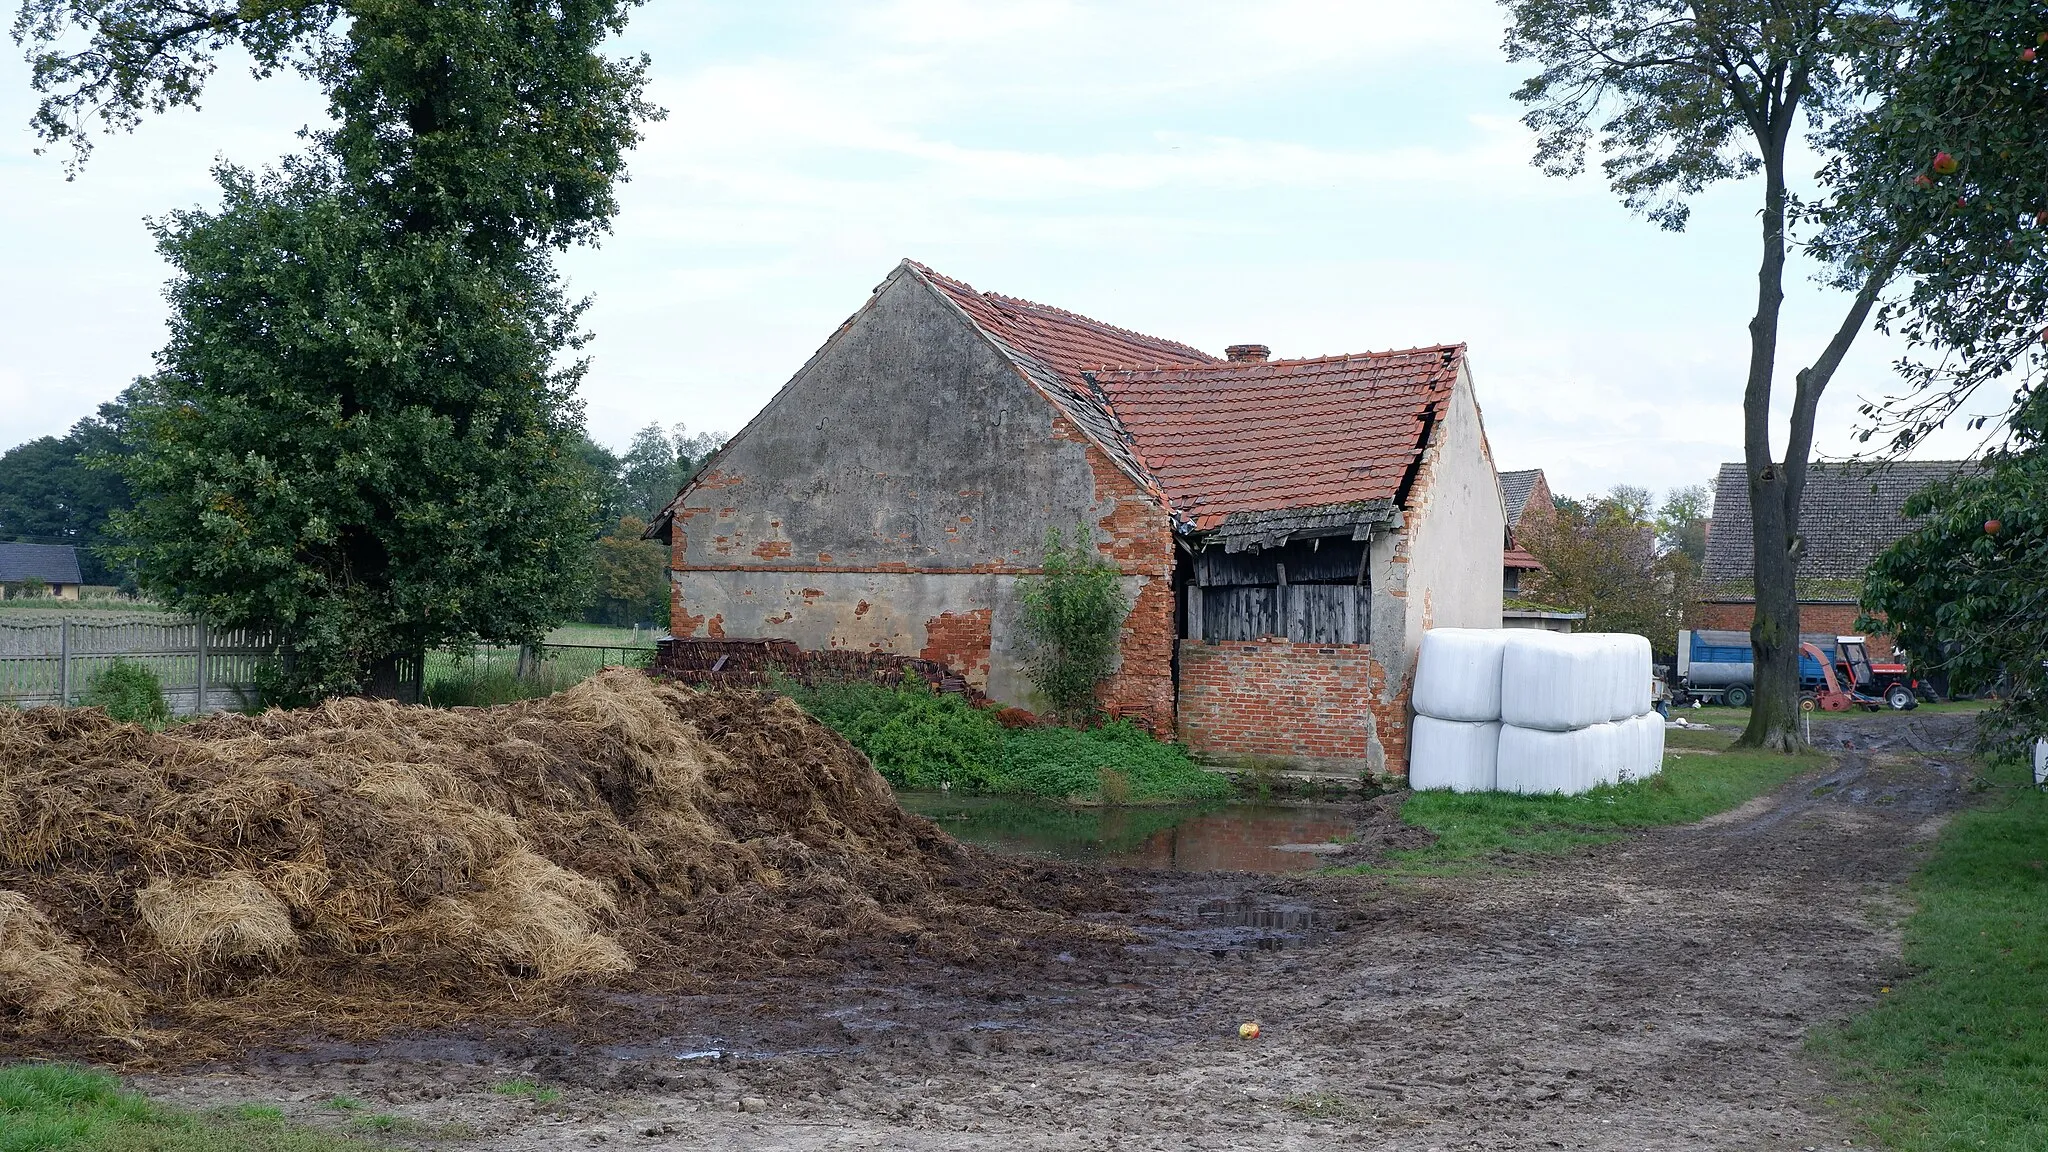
1500;632;1607;731
1619;711;1665;782
1408;716;1502;792
1413;629;1510;722
1499;631;1653;729
2035;738;2047;788
1496;722;1627;795
1608;633;1654;722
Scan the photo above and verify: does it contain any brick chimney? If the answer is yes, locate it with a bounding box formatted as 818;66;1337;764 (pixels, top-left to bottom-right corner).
1225;344;1271;363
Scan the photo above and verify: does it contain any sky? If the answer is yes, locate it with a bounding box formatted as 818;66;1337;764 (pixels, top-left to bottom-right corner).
0;0;2012;501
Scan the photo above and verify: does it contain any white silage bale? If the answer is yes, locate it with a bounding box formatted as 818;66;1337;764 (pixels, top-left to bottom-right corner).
1408;716;1502;792
1642;712;1666;779
1413;629;1509;722
1498;724;1601;796
1584;721;1627;790
1613;633;1653;721
2034;738;2047;787
1500;632;1608;731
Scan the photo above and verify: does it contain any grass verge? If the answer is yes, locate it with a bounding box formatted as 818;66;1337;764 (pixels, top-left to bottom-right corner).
1813;753;2048;1151
1362;725;1821;874
0;1062;389;1151
785;679;1231;804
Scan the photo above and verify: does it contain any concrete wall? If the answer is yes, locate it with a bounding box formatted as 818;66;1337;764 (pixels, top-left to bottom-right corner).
666;265;1176;728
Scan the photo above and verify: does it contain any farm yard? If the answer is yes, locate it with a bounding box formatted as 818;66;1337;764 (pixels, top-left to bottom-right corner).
4;695;2023;1151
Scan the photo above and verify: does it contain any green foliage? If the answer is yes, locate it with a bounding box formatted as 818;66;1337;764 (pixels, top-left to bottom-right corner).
80;659;169;724
1863;409;2048;742
1815;754;2048;1150
0;1062;386;1151
1656;484;1711;566
1817;0;2048;452
895;792;1222;858
112;159;599;700
1018;527;1129;723
0;387;134;585
618;422;724;523
1520;486;1693;655
585;516;668;627
1375;730;1816;873
786;680;1229;803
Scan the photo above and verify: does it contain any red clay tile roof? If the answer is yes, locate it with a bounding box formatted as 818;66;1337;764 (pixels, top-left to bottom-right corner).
1503;547;1544;570
910;262;1218;397
905;260;1466;531
1092;348;1464;529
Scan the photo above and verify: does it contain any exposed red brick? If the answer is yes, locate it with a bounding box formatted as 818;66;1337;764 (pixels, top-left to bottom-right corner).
697;470;743;490
920;609;994;688
854;600;872;617
705;615;726;638
751;539;793;561
1176;640;1405;778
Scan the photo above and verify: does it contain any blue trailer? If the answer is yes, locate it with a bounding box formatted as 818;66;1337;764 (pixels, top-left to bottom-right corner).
1675;629;1916;708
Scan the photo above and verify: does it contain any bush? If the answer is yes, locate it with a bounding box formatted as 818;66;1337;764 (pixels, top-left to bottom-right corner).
1018;527;1128;723
785;679;1229;803
80;660;170;724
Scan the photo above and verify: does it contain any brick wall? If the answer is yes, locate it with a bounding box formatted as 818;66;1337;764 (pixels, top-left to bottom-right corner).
1693;599;1897;659
1060;416;1179;736
1176;639;1406;777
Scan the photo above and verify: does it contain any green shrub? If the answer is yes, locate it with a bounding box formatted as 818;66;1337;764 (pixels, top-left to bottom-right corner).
80;660;170;724
423;656;589;707
1018;527;1128;723
785;679;1228;803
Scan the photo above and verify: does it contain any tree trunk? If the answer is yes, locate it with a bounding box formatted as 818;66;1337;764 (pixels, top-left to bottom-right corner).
1736;137;1805;752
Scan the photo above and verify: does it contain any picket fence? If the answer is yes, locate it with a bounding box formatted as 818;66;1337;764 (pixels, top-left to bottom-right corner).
0;617;273;715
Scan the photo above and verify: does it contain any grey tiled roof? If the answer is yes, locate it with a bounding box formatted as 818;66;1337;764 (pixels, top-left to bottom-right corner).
1499;469;1542;527
0;542;84;585
1702;460;1974;583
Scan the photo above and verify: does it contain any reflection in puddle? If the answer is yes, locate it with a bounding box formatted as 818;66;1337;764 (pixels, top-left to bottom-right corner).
1195;898;1326;950
896;793;1354;873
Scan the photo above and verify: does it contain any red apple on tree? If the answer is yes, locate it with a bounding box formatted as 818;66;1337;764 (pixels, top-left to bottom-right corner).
1986;519;2002;536
2026;47;2039;62
1914;173;1935;189
1933;151;1959;174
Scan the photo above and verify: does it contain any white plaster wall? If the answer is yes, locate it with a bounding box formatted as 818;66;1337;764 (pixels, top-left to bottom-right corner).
1404;361;1508;639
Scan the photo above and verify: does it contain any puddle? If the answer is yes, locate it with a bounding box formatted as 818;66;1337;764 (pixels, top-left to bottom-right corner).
895;793;1354;873
1189;897;1327;951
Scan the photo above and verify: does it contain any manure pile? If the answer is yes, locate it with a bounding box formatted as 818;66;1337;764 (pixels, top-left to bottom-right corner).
0;671;1120;1051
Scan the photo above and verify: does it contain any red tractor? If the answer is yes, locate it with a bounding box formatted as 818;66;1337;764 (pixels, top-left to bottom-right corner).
1799;639;1919;712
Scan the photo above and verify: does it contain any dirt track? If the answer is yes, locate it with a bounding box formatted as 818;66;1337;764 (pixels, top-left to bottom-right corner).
131;712;1977;1150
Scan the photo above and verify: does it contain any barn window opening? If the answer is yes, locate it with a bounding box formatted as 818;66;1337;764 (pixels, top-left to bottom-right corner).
1188;536;1369;645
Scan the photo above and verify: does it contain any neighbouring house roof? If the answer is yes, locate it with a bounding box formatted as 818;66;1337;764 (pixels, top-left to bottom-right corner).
1702;460;1974;584
911;261;1463;536
1503;547;1543;571
1499;469;1544;528
0;542;83;585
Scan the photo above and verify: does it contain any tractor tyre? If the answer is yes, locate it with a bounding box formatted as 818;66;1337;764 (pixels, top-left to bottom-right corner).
1886;684;1919;711
1723;683;1753;708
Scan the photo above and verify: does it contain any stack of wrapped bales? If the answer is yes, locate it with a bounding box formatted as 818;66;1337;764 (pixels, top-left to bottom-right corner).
1410;629;1664;795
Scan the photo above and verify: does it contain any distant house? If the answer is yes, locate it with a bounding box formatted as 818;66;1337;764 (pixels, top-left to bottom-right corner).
1496;467;1583;633
1699;461;1972;658
649;259;1506;778
0;543;85;599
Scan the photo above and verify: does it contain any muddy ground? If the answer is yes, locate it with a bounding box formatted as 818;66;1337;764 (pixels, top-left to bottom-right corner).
127;712;1977;1150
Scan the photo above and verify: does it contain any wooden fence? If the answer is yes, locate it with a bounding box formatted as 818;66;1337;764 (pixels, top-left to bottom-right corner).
0;618;274;715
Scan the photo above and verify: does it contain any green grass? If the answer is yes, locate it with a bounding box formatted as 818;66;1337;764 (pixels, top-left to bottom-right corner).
1815;755;2048;1150
786;679;1232;803
1363;727;1822;874
489;1079;561;1105
0;1063;391;1151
